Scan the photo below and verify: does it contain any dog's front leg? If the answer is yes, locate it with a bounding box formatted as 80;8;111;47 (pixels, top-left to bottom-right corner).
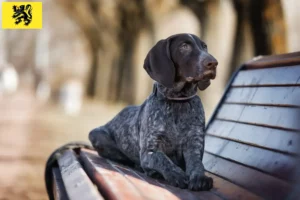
183;132;213;191
141;150;188;188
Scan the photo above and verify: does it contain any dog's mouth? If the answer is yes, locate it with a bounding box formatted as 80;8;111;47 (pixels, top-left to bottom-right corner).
185;70;216;82
202;70;216;80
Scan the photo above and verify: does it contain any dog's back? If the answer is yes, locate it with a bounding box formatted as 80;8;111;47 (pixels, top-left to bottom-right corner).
105;102;146;163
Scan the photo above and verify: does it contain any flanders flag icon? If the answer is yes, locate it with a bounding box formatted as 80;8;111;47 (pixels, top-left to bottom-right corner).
2;2;42;29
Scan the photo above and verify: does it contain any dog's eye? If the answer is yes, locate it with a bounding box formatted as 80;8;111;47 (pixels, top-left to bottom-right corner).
202;43;208;50
182;43;188;49
180;43;190;50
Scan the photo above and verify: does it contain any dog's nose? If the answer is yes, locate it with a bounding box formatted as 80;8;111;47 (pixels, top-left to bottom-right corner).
204;58;218;70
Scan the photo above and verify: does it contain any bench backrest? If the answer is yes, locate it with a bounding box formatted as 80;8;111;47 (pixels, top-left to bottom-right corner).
204;52;300;200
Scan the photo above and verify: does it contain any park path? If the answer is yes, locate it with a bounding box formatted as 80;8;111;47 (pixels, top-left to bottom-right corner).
0;89;123;200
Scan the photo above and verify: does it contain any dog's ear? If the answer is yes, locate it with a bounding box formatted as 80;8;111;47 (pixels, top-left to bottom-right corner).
197;80;211;91
143;38;175;88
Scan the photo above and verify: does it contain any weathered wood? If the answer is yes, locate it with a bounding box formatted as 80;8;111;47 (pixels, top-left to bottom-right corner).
57;150;104;200
80;150;154;200
113;163;224;200
225;86;300;107
203;153;292;200
216;104;300;131
207;173;262;200
232;65;300;87
46;52;300;200
52;168;69;200
244;52;300;69
110;163;213;200
80;149;264;200
80;149;222;200
205;136;298;182
206;120;300;154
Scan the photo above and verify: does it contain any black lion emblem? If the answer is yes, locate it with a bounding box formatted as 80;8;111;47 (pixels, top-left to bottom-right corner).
12;4;32;26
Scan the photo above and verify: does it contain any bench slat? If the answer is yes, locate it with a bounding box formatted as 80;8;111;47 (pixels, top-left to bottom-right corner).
52;168;69;200
57;150;104;200
206;120;300;154
216;104;300;131
244;52;300;69
232;65;300;87
114;162;262;200
110;164;216;200
81;149;223;200
80;149;187;200
81;150;264;200
80;150;147;200
206;173;262;200
203;153;292;200
225;86;300;107
205;136;297;182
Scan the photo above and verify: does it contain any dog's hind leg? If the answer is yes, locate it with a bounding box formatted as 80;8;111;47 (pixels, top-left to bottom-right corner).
89;126;134;166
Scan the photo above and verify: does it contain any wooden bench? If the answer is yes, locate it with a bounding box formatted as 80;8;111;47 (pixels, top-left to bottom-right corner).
45;52;300;200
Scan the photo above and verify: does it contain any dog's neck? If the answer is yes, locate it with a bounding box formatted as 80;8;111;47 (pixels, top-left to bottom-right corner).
154;82;198;101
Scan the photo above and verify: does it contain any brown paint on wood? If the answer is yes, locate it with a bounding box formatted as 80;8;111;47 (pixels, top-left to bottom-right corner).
80;149;222;200
80;150;146;200
77;149;263;200
244;52;300;69
206;173;262;200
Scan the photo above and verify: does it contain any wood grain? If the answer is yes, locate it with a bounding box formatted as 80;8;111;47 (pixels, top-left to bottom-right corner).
80;149;223;200
225;86;300;107
206;120;300;154
57;150;104;200
216;104;300;131
205;135;298;182
52;168;69;200
232;65;300;86
203;153;292;200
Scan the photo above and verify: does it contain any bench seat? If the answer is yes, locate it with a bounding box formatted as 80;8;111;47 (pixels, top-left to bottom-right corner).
45;52;300;200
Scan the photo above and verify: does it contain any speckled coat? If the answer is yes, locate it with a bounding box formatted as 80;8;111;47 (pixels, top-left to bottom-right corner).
89;33;218;190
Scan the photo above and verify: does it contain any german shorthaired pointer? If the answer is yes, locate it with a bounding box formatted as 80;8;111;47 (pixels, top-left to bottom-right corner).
89;33;218;191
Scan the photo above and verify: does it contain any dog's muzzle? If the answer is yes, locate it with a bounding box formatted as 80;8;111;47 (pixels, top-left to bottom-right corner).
202;55;218;80
185;54;218;82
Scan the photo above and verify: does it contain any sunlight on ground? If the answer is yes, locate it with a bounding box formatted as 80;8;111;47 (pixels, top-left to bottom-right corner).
0;90;125;200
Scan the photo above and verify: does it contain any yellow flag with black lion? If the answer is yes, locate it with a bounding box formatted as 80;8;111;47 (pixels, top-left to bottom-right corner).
2;2;42;29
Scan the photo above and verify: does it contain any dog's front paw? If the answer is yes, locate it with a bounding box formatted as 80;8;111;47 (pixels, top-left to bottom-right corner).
165;168;188;189
188;173;213;191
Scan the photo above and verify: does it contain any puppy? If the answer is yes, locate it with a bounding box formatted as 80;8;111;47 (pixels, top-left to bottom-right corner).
89;33;218;191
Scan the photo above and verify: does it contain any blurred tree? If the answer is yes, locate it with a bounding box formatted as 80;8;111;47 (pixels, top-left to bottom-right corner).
180;0;208;37
58;0;152;104
250;0;287;55
1;0;294;117
229;0;287;76
57;0;103;97
114;0;152;103
281;0;300;52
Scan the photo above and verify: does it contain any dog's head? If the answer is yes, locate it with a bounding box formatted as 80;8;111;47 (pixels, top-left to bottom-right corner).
144;33;218;90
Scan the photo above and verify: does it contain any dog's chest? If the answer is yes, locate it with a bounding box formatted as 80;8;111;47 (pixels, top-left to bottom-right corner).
144;97;205;156
164;100;204;145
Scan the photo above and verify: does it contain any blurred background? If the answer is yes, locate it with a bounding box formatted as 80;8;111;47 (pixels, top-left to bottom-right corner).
0;0;299;199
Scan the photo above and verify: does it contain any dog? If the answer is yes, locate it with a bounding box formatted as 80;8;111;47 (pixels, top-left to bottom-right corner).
89;33;218;191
